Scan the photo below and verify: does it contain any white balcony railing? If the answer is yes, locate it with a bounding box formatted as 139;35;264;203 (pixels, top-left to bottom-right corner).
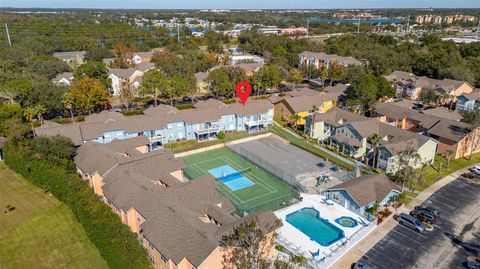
194;126;221;134
244;119;269;127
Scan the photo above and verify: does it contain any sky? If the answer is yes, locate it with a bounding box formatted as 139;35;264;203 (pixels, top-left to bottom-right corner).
1;0;479;9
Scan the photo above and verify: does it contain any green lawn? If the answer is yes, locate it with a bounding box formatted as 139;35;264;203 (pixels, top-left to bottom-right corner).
182;148;297;214
412;153;480;192
0;163;109;269
167;131;267;154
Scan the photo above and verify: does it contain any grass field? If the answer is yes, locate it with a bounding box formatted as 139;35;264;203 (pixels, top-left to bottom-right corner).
0;163;109;269
182;148;297;213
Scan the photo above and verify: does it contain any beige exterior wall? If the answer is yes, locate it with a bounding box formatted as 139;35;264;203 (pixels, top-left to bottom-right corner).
135;145;149;153
439;129;480;159
126;208;144;234
274;101;294;123
91;172;104;196
169;170;184;182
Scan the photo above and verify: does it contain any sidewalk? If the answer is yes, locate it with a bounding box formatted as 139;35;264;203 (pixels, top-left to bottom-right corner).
272;122;372;174
330;166;474;269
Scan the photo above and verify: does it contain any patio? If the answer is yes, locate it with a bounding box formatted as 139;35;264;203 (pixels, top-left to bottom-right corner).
274;194;377;269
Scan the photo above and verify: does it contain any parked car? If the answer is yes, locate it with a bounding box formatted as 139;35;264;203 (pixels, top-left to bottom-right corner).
398;213;425;233
467;260;480;269
414;206;440;217
410;210;437;224
352;262;374;269
469;167;480;176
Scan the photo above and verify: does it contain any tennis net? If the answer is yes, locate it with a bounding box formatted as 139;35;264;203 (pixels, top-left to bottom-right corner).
219;167;252;182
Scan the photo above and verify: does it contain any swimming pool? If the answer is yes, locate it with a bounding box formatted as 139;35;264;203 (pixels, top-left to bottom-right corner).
335;216;358;228
286;207;344;246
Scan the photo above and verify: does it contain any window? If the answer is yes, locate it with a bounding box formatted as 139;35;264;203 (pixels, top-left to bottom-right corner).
149;255;155;265
161;254;167;263
332;193;340;202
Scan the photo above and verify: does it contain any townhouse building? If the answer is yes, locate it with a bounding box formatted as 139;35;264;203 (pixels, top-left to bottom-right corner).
298;51;363;70
305;108;438;174
74;136;277;269
384;70;474;101
373;102;480;159
52;72;74;86
35;99;274;148
456;89;480;112
108;68;145;96
273;84;347;126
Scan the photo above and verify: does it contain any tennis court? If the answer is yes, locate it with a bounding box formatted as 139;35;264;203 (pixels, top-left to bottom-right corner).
183;148;297;214
208;165;255;191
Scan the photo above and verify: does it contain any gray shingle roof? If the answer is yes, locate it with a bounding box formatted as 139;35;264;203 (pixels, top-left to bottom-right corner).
422;107;462;121
328;173;400;207
374;102;474;143
35;99;273;143
281;91;343;113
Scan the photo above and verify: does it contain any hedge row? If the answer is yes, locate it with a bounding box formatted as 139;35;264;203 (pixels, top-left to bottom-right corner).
4;144;151;269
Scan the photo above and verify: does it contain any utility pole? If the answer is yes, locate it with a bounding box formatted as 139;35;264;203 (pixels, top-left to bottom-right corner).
306;19;309;37
476;16;480;41
5;23;12;47
406;15;410;34
176;20;180;43
357;17;360;34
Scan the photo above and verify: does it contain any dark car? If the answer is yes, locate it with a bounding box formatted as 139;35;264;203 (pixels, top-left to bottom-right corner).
414;206;440;217
410;210;437;224
352;262;374;269
398;213;425;233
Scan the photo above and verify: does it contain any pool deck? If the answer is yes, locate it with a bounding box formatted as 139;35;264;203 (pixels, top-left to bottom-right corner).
275;194;377;269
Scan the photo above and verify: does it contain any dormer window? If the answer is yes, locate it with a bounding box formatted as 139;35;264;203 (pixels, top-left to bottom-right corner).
152;180;168;188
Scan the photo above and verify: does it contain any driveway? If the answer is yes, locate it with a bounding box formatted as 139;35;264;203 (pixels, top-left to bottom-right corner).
356;176;480;269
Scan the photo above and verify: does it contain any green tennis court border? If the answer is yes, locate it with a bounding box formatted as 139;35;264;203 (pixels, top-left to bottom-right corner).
182;148;298;215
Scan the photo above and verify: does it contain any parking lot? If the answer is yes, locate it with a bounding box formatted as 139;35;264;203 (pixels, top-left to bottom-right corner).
357;176;480;269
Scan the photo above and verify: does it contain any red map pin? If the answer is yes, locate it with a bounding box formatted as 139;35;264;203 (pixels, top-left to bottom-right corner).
235;81;252;106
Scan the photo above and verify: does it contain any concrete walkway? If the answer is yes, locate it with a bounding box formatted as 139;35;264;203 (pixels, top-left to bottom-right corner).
330;166;475;269
272;122;372;174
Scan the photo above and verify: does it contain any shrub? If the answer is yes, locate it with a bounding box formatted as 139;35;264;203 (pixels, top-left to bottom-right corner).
217;131;226;140
175;104;194;110
121;109;144;116
3;142;151;269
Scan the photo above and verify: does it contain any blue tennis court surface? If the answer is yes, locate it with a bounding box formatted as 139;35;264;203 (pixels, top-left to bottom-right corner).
208;165;255;191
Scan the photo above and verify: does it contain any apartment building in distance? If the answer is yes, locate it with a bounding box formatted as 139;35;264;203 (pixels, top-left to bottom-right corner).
384;70;474;101
35;99;273;148
74;136;277;269
373;102;480;160
298;51;363;70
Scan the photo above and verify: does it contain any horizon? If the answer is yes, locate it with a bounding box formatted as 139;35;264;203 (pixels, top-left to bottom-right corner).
1;0;479;10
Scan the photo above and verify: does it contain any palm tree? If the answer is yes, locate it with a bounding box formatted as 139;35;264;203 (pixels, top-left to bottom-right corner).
445;149;455;169
23;106;38;137
62;92;75;123
290;114;302;130
368;133;381;168
35;104;46;125
396;147;421;192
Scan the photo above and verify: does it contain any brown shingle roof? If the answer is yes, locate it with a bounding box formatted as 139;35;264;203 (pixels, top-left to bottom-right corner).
328;173;400;207
299;51;362;66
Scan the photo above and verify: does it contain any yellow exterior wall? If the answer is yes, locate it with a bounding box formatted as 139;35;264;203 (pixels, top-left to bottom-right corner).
274;99;335;126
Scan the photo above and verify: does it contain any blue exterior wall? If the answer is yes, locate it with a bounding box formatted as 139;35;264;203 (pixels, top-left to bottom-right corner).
87;108;274;145
323;189;399;216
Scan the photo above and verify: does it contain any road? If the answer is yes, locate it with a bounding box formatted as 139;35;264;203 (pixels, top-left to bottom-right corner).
356;176;480;269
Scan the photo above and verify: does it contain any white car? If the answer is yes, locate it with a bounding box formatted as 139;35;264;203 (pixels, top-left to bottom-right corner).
469;166;480;176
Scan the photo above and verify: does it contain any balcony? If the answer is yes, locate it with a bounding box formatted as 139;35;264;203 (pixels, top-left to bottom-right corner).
149;136;163;142
244;119;269;127
194;126;221;135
